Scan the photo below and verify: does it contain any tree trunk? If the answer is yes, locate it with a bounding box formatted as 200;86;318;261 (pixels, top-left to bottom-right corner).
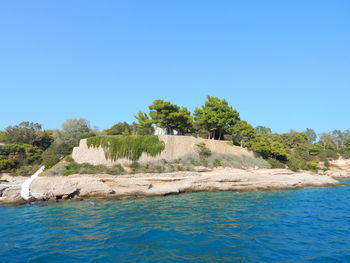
218;129;223;140
167;127;173;135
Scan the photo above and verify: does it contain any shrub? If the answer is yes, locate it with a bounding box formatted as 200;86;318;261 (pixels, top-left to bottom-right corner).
167;164;175;172
23;144;43;163
286;155;307;172
190;158;200;166
130;161;140;169
41;147;62;168
340;149;350;159
61;162;125;176
285;154;321;172
226;141;234;146
177;165;184;171
213;159;222;167
64;155;74;163
267;158;285;169
129;161;141;173
165;152;270;170
54;152;272;176
41;143;72;168
62;162;81;176
12;165;40;176
306;161;319;172
317;149;338;161
200;157;209;167
0;159;17;171
106;164;125;175
195;142;212;157
155;166;163;173
141;165;149;173
206;153;270;169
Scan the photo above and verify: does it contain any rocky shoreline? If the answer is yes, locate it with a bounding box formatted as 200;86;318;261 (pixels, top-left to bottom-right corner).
0;168;345;206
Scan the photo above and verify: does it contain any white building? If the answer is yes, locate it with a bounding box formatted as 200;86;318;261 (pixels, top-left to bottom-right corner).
153;125;178;135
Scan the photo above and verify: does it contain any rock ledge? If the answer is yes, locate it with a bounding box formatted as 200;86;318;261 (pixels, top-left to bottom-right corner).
0;168;343;205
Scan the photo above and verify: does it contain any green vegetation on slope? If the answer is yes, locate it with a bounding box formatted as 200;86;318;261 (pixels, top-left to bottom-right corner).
0;143;43;175
52;150;270;176
87;135;165;161
0;119;98;174
2;96;350;175
62;162;125;176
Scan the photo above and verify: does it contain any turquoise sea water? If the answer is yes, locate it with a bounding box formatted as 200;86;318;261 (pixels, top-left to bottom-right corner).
1;180;350;263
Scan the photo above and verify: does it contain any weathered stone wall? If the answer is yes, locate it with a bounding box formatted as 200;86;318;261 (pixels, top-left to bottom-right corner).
72;135;254;166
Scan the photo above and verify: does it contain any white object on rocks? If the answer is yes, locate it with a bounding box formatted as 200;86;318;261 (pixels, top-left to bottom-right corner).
20;166;45;201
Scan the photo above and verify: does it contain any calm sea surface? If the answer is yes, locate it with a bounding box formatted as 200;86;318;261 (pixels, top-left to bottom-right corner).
1;180;350;263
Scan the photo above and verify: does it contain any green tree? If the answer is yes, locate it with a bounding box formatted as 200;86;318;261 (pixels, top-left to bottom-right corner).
0;144;43;172
305;128;317;143
4;122;41;144
341;139;350;158
195;142;212;157
0;131;5;142
148;99;194;135
280;131;312;161
41;142;72;168
3;122;53;150
33;130;54;150
134;111;154;135
171;107;194;135
281;130;308;149
331;130;347;150
54;118;97;150
319;133;336;151
344;130;350;143
309;142;323;156
103;122;134;135
22;144;43;163
0;159;17;171
230;120;255;146
246;133;288;161
194;96;240;140
255;126;272;135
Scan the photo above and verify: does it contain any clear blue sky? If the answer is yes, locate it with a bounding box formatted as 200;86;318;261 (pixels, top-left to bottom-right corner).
0;0;349;134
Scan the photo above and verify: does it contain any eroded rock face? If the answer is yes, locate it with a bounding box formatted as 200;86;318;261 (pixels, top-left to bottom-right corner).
0;175;27;205
30;176;116;201
327;159;350;178
330;159;350;170
326;170;350;178
0;168;343;205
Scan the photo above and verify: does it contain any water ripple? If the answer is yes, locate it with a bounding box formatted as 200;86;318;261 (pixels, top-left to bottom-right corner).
1;180;350;262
